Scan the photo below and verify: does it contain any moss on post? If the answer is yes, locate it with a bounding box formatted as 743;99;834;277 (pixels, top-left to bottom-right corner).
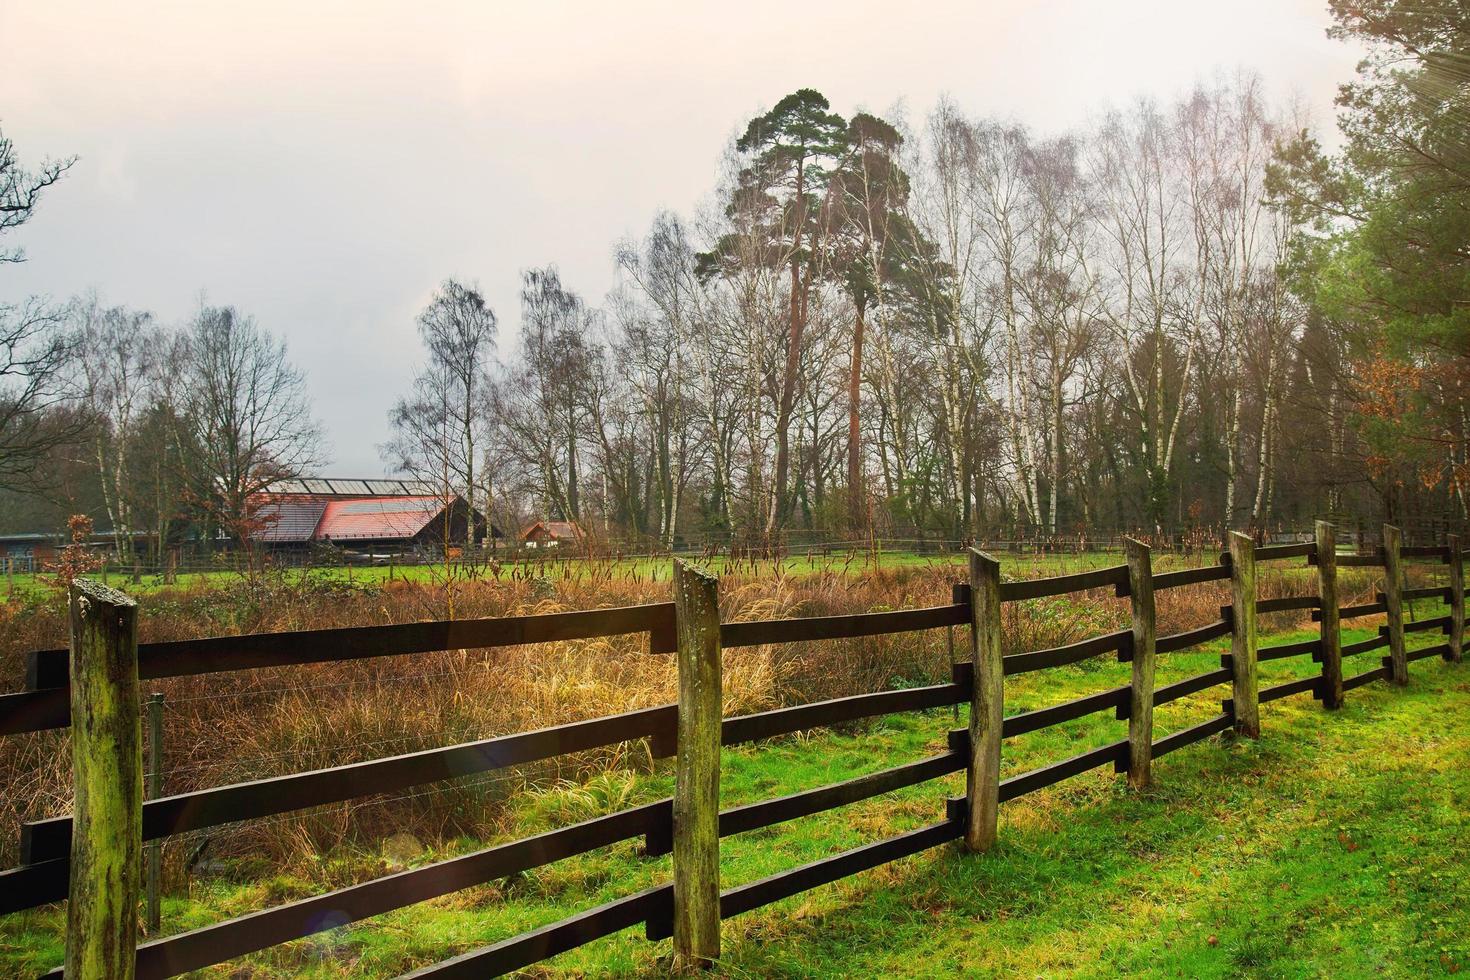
1124;538;1156;789
65;578;141;980
965;549;1003;852
1228;532;1259;738
1382;524;1408;685
1316;521;1344;709
671;560;721;969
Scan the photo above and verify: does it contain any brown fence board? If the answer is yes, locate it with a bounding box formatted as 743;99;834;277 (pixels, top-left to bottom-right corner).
403;884;673;979
1257;596;1320;614
1153;620;1232;655
1151;713;1232;758
1002;686;1130;737
1314;602;1387;623
22;603;678;693
1252;543;1317;562
1335;553;1385;567
714;819;962;923
1259;675;1322;704
720;682;966;747
1401;586;1451;602
717;752;965;840
1341;635;1390;658
1342;665;1390;691
21;704;677;864
1399;616;1451;635
1400;545;1450;560
998;740;1128;802
1258;638;1321;662
0;688;69;737
1146;565;1231;593
999;565;1129;602
719;603;967;649
1150;669;1233;710
1003;630;1129;676
1402;643;1450;663
0;858;67;914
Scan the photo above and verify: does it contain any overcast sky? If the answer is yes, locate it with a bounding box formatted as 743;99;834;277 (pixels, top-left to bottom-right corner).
2;1;1363;475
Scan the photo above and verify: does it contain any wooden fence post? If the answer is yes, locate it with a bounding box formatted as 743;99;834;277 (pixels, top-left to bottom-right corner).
1446;534;1463;664
671;560;721;969
1382;524;1408;685
1227;532;1260;738
964;549;1003;852
1316;521;1344;709
65;579;141;980
1124;538;1155;788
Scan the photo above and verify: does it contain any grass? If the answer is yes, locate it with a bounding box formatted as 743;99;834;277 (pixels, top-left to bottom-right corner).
0;546;1147;599
3;616;1464;978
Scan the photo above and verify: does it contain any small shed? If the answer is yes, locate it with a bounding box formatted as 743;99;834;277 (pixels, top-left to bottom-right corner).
519;520;585;550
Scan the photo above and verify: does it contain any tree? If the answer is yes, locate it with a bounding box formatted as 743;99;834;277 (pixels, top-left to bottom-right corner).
73;297;158;558
615;212;703;545
701;89;849;533
0;125;77;491
491;267;594;524
383;279;497;546
1269;0;1470;513
828;112;913;531
1090;100;1198;531
178;304;323;543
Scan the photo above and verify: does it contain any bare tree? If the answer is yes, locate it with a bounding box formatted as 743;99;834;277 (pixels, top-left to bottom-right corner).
179;304;323;542
0;126;78;490
73;296;158;557
382;279;497;545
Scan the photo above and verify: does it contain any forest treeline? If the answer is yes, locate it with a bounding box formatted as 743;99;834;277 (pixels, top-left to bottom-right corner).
0;0;1464;554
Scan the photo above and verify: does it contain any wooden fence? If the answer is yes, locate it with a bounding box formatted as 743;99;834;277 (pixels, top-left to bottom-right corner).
0;521;1464;977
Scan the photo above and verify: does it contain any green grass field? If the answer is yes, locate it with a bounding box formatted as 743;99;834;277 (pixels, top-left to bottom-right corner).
3;616;1464;978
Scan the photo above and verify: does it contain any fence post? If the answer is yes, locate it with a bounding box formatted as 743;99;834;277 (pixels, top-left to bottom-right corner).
1316;521;1344;709
964;549;1003;852
65;579;142;980
671;559;721;969
1227;531;1260;737
1382;524;1407;685
146;692;164;934
1124;538;1155;788
1445;534;1463;664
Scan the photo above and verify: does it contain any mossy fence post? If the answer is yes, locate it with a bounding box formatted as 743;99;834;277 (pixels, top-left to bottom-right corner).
1124;537;1156;789
1227;531;1260;738
965;549;1003;852
1382;524;1407;685
1316;521;1344;709
671;559;721;969
1448;534;1464;663
65;578;142;980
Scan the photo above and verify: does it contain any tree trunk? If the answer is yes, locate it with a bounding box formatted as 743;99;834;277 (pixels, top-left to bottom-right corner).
847;300;866;531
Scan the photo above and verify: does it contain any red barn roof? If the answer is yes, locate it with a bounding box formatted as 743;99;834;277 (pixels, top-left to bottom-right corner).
315;496;451;541
250;491;459;543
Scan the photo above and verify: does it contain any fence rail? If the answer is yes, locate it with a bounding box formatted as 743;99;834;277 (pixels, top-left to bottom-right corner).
1;522;1464;977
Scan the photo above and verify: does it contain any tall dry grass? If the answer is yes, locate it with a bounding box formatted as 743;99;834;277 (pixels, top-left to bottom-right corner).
0;556;1412;878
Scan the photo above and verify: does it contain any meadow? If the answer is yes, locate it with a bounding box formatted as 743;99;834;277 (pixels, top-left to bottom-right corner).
0;551;1463;977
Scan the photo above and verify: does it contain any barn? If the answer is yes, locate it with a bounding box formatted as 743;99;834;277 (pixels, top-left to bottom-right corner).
248;478;492;558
